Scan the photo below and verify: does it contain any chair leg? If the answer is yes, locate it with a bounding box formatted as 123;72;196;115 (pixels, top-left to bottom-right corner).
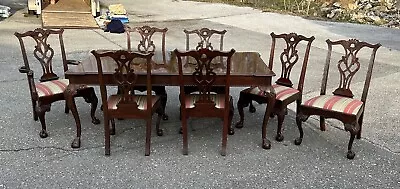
82;88;100;125
221;115;228;156
261;93;275;150
65;89;83;149
357;113;364;139
37;104;51;138
182;116;188;155
32;99;38;121
346;127;357;159
275;108;286;142
295;113;308;145
110;119;115;135
64;101;69;114
153;87;169;121
249;101;256;113
228;100;235;135
235;92;250;128
104;118;111;156
155;106;164;136
320;116;326;131
145;118;152;156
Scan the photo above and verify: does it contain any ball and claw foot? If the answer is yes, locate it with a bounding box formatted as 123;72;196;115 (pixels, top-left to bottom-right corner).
249;106;256;113
71;137;81;148
347;150;355;159
228;128;235;135
39;130;48;138
162;114;169;121
294;137;302;145
234;121;243;129
262;139;271;149
275;134;284;142
157;129;164;136
92;118;101;125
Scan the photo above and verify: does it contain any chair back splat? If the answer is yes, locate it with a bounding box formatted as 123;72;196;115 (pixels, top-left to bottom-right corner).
184;28;226;51
269;32;315;91
126;25;168;64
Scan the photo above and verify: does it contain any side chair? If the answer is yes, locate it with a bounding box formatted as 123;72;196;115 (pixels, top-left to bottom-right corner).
235;32;315;145
295;39;380;159
174;48;235;156
125;25;169;121
92;50;164;156
14;28;100;148
183;28;227;95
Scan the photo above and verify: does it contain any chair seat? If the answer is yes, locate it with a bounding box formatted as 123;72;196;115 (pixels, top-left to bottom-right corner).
108;95;160;110
185;94;229;109
244;84;300;101
35;79;69;97
302;95;363;115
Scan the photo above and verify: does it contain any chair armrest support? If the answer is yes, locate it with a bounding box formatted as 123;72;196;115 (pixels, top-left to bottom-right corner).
19;66;30;73
67;60;81;65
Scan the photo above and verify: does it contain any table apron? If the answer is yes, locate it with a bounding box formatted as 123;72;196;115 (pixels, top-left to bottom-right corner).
66;75;272;87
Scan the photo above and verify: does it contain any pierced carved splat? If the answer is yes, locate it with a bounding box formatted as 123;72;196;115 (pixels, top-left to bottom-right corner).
331;39;366;98
111;51;140;107
184;28;227;50
26;28;59;81
271;32;314;87
175;48;235;106
192;52;218;104
128;26;168;53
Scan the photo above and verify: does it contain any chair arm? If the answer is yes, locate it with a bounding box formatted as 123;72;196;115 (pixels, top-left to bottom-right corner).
20;67;39;100
67;59;81;65
19;66;30;73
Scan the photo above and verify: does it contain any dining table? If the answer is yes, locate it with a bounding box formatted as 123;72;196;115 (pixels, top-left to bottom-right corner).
64;50;277;150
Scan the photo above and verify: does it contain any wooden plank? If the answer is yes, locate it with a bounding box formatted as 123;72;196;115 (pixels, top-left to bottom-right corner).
42;0;98;29
43;0;90;13
42;12;99;29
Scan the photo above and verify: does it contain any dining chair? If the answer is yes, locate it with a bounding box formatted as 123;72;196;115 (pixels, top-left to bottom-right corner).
183;28;227;95
235;32;315;143
174;48;235;156
125;25;169;120
91;50;164;156
295;39;381;159
184;27;226;51
14;28;100;148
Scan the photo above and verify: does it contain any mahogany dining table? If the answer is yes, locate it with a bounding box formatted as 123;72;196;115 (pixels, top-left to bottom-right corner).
64;50;277;149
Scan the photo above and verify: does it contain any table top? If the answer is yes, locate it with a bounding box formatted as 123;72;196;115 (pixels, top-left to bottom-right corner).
67;51;274;75
65;51;275;86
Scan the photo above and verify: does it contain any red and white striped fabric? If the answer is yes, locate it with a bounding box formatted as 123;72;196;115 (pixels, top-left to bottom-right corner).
302;95;363;115
246;84;300;101
107;95;159;110
35;79;69;97
185;94;226;109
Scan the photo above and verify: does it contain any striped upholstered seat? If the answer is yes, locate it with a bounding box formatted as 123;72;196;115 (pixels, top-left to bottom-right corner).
35;79;69;98
184;94;229;109
107;95;160;110
302;95;363;115
245;84;300;101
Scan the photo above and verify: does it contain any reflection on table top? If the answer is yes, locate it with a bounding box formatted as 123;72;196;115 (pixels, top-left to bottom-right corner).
66;51;275;77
